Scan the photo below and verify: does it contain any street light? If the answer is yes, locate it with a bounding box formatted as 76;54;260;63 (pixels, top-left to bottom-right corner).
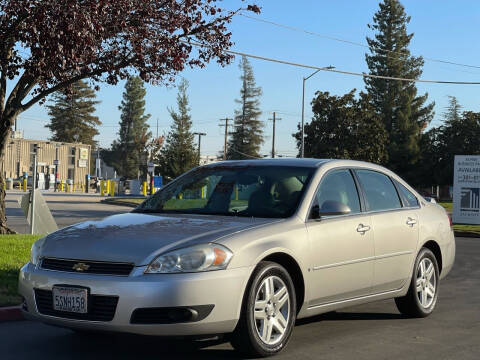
301;66;335;158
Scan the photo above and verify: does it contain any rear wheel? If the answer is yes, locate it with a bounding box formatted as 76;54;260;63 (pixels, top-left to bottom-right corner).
395;248;439;317
230;261;296;357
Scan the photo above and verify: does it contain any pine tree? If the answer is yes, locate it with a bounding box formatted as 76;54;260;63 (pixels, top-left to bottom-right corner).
365;0;434;181
109;76;151;179
46;80;101;146
227;56;263;160
157;79;198;181
443;96;462;125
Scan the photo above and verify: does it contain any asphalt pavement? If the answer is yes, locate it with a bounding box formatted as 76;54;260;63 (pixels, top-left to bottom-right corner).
0;237;478;359
4;191;132;233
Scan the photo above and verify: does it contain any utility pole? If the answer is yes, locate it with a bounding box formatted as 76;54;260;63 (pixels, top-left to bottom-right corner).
268;112;282;158
193;132;206;165
219;118;232;160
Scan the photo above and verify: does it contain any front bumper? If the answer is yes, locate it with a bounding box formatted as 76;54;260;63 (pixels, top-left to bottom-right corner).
18;262;253;336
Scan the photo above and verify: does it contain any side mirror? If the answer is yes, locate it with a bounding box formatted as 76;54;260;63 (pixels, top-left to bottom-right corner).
311;200;351;219
423;196;437;204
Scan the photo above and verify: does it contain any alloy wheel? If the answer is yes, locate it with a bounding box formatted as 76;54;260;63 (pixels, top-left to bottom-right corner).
253;275;290;345
416;258;436;308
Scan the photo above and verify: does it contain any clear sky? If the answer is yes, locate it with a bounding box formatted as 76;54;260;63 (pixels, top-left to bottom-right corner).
16;0;480;157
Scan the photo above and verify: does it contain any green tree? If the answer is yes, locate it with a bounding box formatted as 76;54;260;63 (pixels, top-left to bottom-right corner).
157;79;198;181
109;76;151;179
227;56;263;159
436;98;480;185
46;80;101;146
294;90;388;163
365;0;434;181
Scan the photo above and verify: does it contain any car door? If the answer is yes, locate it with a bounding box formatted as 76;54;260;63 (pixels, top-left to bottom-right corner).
354;169;419;293
306;169;374;306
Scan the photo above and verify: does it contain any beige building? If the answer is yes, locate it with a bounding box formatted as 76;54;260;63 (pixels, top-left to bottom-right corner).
2;137;91;186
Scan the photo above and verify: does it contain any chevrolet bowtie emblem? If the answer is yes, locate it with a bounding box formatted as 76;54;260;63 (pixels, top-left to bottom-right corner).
72;262;90;272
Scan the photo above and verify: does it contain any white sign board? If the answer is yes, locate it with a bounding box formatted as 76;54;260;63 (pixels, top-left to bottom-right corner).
453;155;480;224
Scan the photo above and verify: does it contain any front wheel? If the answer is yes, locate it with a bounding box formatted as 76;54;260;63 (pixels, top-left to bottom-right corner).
230;261;296;357
395;248;440;317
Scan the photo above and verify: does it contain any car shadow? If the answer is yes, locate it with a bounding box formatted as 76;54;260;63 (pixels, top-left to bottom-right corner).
296;310;405;326
51;332;242;359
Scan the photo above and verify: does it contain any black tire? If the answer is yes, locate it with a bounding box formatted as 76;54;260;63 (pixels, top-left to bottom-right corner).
395;248;440;318
230;261;297;358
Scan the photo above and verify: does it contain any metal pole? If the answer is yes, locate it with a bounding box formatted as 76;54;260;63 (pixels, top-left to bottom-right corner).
301;79;305;158
193;132;206;165
30;153;37;234
224;119;229;160
54;146;58;192
301;66;335;158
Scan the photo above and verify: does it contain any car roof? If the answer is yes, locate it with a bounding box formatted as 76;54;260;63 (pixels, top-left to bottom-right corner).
205;158;332;168
204;158;392;169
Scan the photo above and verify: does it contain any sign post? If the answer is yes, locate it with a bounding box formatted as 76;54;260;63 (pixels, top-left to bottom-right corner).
452;155;480;224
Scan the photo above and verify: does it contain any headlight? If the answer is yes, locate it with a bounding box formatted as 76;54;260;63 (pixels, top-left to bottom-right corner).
145;243;233;274
30;237;47;266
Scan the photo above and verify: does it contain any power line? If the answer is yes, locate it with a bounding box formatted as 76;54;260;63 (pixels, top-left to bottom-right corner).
239;13;480;70
186;41;480;85
229;147;263;159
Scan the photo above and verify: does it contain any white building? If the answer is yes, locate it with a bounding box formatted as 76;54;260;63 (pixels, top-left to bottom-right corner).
200;155;220;166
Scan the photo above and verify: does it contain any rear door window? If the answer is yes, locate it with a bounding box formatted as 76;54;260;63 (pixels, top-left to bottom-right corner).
395;181;419;208
355;170;402;212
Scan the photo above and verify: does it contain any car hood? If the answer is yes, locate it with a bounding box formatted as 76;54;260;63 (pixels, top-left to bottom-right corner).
41;212;277;265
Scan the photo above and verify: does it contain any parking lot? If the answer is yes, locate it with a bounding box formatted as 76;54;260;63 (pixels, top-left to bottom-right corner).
0;237;478;360
4;191;132;233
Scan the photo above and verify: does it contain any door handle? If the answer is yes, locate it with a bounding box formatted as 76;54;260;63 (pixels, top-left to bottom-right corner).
357;224;371;234
406;217;417;226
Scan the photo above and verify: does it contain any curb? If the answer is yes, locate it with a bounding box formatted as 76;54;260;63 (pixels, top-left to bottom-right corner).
0;306;24;322
454;231;480;238
100;199;141;208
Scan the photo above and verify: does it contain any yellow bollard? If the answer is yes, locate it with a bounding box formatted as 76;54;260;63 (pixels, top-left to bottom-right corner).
106;180;111;195
100;180;105;196
179;193;183;200
110;181;115;197
201;186;206;199
73;184;75;192
66;184;70;193
60;180;64;192
143;182;147;197
151;185;155;195
23;178;27;192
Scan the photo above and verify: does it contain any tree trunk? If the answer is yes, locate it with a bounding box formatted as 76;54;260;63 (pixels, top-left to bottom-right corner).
0;115;17;234
0;173;16;234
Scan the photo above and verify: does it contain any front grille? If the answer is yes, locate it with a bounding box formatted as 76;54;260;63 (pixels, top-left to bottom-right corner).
34;289;118;322
41;258;134;276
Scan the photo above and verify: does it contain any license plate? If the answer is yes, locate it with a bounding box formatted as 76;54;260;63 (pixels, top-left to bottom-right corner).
52;286;88;313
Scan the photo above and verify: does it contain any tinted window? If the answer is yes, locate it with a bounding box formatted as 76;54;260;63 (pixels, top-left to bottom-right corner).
136;166;314;218
356;170;401;211
314;169;361;214
395;181;419;207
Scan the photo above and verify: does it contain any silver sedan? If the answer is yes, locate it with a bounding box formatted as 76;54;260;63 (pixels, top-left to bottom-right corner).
19;159;455;357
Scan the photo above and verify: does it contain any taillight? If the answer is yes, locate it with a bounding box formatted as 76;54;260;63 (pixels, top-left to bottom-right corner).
448;214;453;228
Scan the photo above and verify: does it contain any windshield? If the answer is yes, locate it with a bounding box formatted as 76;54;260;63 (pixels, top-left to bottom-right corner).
135;165;315;218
